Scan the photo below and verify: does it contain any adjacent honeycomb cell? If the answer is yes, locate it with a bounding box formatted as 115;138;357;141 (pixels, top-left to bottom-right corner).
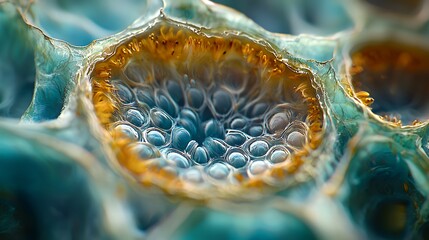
342;144;425;240
350;41;429;125
0;6;36;119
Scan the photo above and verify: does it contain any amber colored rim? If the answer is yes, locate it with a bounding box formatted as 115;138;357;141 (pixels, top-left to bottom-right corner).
90;20;324;199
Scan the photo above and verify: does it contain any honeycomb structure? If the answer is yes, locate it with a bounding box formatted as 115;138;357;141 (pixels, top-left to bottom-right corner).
1;0;429;239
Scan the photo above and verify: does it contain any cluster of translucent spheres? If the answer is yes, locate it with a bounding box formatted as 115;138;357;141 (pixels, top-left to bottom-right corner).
113;72;306;182
2;0;429;240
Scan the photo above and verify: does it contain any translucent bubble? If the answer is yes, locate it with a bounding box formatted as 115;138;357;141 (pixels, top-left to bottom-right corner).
230;117;248;130
185;140;199;155
150;108;173;130
135;86;156;107
171;127;192;150
114;123;140;141
131;142;161;159
179;108;200;125
146;129;167;147
203;138;227;158
166;80;184;106
187;87;205;109
182;168;203;183
249;161;269;175
192;146;209;164
207;162;230;180
211;89;233;115
166;151;191;168
114;82;134;104
204;119;225;139
225;131;247;146
178;108;200;137
249;139;269;157
155;90;178;117
268;147;290;164
125;108;147;127
249;102;269;118
178;119;198;139
287;131;306;148
226;149;248;168
248;124;263;137
267;112;291;134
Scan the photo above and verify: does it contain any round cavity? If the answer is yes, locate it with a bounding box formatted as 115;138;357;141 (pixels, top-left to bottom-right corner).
135;86;156;107
166;79;185;106
131;142;161;159
186;87;205;109
230;117;248;130
226;149;249;168
350;41;429;125
171;127;192;150
203;119;225;139
268;147;290;164
92;23;323;194
150;108;174;130
166;151;191;169
286;131;306;148
249;139;270;157
207;162;231;180
179;108;200;125
192;146;209;164
248;124;264;137
114;123;141;141
225;131;247;147
185;140;199;154
145;129;168;147
155;90;178;118
203;138;228;158
248;102;270;118
177;112;199;138
267;111;292;134
249;161;269;175
125;108;148;127
211;89;233;116
114;82;134;104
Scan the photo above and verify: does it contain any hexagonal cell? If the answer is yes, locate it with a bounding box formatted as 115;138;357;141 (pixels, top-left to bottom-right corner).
349;40;429;126
89;19;325;198
339;143;425;239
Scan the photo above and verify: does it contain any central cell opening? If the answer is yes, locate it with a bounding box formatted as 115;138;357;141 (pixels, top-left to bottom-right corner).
91;22;322;193
350;41;429;125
